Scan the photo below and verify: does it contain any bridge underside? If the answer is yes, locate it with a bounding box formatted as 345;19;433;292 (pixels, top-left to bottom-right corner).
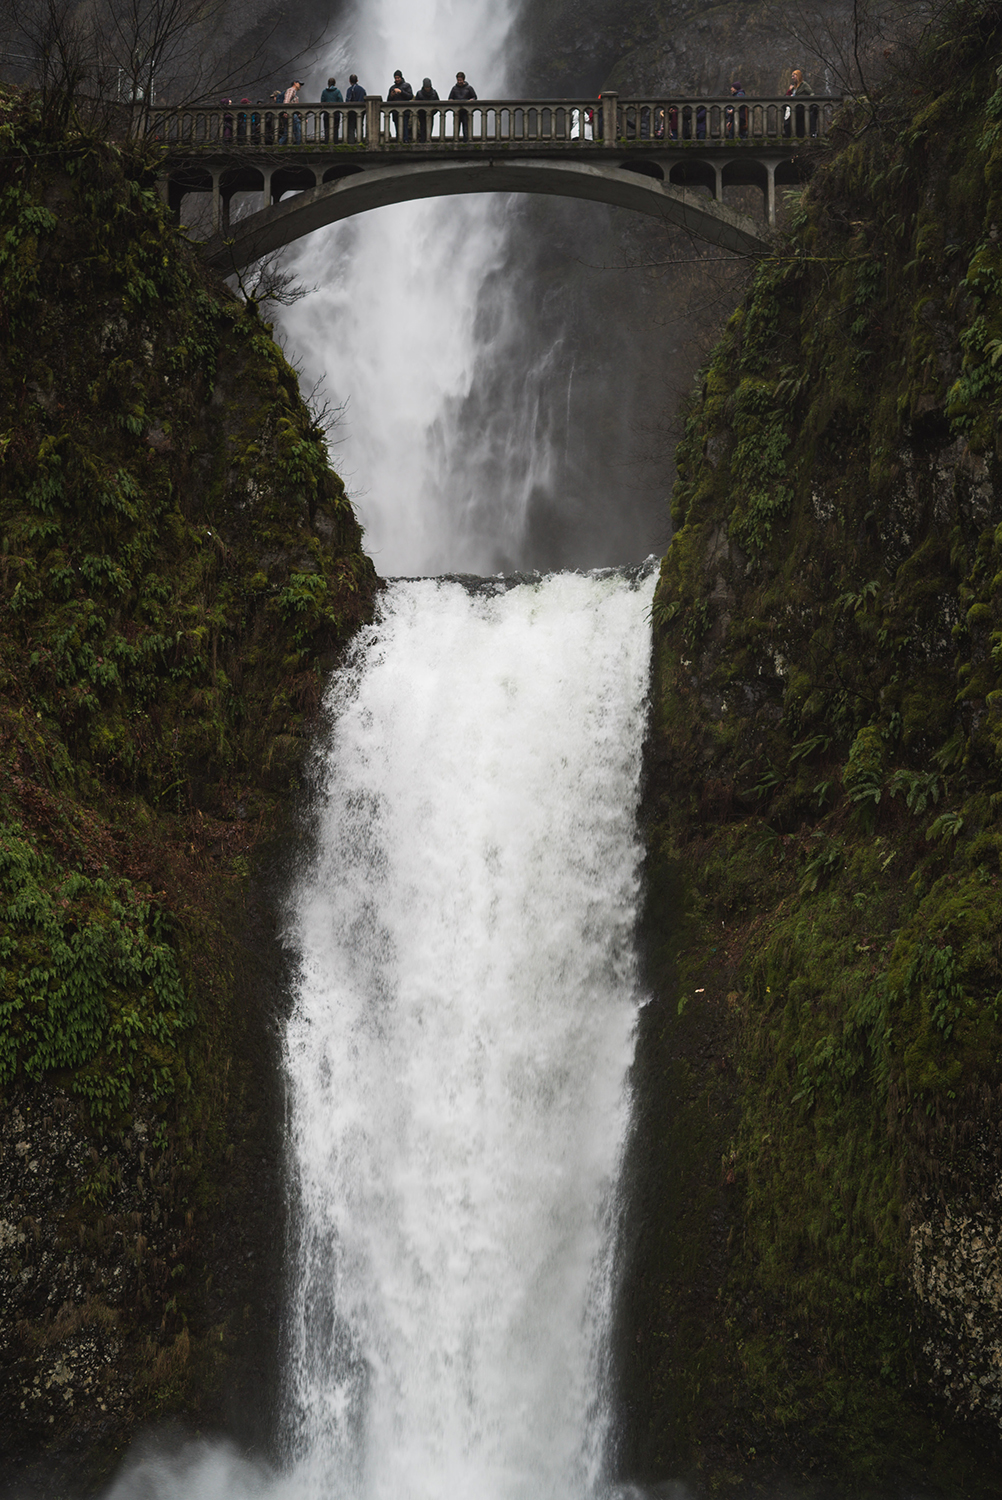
193;158;779;271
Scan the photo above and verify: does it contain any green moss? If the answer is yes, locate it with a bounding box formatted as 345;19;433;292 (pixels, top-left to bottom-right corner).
0;88;378;1482
636;5;1002;1492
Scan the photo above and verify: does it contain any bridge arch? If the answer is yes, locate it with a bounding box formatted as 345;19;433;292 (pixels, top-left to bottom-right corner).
197;157;774;273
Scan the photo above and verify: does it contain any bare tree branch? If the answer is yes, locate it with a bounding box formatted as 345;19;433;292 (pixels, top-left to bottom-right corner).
0;0;334;133
227;248;319;310
787;0;938;110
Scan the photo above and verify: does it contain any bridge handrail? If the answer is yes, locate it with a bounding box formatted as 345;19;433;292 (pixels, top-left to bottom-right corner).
145;95;841;151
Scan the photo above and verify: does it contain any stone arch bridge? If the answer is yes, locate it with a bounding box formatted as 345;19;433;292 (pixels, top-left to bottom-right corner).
150;94;840;271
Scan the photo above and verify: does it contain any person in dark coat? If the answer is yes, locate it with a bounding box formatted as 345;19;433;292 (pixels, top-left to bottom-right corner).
414;77;439;142
388;69;414;141
725;80;747;139
448;71;477;140
321;76;343;142
345;74;365;141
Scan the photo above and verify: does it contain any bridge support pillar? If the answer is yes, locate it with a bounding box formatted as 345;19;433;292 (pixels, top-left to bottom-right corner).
262;167;274;209
210;168;222;233
766;160;777;227
713;163;723;202
366;94;381;147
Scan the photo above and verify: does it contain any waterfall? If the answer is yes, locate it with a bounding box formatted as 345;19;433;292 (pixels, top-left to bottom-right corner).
99;2;665;1479
282;568;654;1499
103;566;656;1500
277;0;526;577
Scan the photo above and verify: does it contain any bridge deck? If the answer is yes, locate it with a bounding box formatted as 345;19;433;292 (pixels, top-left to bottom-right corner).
151;96;839;266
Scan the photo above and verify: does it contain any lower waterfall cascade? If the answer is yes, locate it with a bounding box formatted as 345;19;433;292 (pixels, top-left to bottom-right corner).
104;565;657;1499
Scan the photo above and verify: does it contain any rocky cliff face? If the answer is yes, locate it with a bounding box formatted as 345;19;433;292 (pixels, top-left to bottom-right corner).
517;0;869;99
625;3;1002;1494
0;89;375;1496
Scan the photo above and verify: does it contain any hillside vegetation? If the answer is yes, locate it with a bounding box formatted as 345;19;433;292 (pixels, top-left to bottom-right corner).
627;2;1002;1495
0;89;375;1493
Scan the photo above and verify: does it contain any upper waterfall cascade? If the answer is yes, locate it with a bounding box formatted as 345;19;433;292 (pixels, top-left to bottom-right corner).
275;0;526;579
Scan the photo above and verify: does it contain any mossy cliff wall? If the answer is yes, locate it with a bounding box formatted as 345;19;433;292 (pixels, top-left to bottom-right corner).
0;93;376;1495
622;4;1002;1495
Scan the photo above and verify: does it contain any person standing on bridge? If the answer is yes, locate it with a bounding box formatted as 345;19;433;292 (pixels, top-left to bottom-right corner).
449;71;477;141
415;77;439;142
283;80;303;144
725;80;747;139
784;68;815;138
321;76;343;142
345;74;365;141
268;89;284;145
388;69;414;142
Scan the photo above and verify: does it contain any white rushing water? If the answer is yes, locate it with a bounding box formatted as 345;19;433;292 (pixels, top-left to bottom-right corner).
282;569;654;1500
277;0;532;577
103;567;655;1500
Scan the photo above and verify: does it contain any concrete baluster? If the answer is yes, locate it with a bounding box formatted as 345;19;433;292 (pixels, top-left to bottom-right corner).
603;90;618;146
366;95;381;147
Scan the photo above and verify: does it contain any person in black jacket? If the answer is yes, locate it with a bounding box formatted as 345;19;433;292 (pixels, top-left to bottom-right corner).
448;71;476;140
345;74;365;141
388;69;414;141
414;77;439;142
725;80;747;139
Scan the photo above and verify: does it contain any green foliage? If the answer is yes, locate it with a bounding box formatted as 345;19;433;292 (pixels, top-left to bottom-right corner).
0;824;191;1125
0;95;375;804
843;724;886;820
730;379;793;553
0;81;379;1393
888;767;941;815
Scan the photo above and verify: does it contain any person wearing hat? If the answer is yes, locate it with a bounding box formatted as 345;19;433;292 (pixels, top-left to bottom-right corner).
414;76;439;142
321;75;343;142
387;69;414;141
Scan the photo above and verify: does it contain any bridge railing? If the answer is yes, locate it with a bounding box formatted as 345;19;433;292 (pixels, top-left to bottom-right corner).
145;95;840;151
